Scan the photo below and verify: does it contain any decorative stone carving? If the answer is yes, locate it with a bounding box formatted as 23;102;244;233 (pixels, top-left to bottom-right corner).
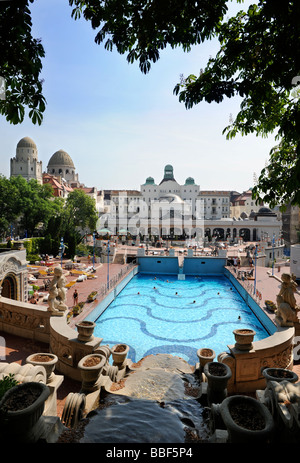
260;344;294;370
47;266;68;315
275;273;299;327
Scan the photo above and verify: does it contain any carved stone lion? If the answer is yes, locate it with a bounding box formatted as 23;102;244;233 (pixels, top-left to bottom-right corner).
275;273;299;327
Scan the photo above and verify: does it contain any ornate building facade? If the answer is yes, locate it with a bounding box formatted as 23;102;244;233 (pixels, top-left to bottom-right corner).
0;249;28;302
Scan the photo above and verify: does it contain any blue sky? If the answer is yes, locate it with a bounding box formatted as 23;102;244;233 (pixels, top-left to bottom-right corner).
0;0;277;192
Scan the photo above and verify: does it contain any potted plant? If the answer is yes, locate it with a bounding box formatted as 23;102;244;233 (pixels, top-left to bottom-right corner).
78;353;106;392
233;328;256;351
87;291;98;302
265;300;277;312
0;374;19;401
76;320;96;342
219;395;274;443
261;367;298;386
26;353;58;383
204;361;232;405
111;343;129;367
0;381;50;442
197;348;216;370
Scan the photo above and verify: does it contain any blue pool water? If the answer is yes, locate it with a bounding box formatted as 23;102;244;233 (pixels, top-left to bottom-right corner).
93;274;270;365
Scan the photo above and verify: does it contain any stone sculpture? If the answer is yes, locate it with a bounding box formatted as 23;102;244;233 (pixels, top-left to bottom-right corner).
48;266;68;314
275;273;299;326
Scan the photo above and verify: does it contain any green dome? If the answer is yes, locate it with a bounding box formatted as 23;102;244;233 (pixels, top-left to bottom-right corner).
159;164;176;184
145;176;155;185
185;177;195;185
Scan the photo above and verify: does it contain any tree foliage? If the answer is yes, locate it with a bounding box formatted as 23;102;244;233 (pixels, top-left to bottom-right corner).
1;1;300;206
0;175;64;237
0;0;46;125
69;0;300;207
0;176;98;257
65;188;98;232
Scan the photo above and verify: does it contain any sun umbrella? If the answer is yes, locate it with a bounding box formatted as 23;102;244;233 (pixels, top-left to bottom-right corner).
98;228;113;234
118;229;129;235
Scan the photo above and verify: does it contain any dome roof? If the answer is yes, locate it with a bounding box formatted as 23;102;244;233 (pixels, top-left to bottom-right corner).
158;193;184;204
17;137;37;150
185;177;195;185
145;176;155;185
159;164;177;185
48;149;75;168
258;206;272;214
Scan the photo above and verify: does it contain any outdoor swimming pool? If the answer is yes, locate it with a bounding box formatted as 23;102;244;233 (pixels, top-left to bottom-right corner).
93;274;270;365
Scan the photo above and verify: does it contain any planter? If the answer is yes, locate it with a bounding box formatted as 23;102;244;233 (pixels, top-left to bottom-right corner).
262;367;298;386
233;328;256;351
197;348;216;370
76;321;96;342
26;353;58;383
87;292;98;302
265;300;277;312
78;353;106;392
111;344;129;367
0;381;50;442
220;395;274;443
204;361;232;405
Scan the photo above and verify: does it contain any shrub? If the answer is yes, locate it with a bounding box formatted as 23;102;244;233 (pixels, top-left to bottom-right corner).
0;374;19;401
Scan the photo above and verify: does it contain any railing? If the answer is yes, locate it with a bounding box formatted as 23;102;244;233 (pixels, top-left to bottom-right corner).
226;264;263;306
96;261;137;298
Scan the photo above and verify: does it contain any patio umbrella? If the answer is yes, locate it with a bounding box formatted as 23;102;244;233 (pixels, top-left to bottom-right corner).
118;229;129;235
98;228;113;235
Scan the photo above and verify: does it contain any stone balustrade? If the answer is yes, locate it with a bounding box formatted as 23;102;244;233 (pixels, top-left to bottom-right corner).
0;296;51;343
219;327;295;393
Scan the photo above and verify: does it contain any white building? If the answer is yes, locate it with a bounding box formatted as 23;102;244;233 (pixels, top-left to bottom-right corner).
199;191;230;219
141;165;201;217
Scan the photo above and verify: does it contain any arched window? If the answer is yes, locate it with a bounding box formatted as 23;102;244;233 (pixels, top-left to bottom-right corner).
2;275;17;300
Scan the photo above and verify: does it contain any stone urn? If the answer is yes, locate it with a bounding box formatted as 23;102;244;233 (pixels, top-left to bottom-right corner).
26;353;58;383
78;353;106;392
262;367;298;386
233;328;256;351
204;361;232;405
197;348;216;370
111;344;129;368
0;381;50;442
76;320;96;342
219;395;274;443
